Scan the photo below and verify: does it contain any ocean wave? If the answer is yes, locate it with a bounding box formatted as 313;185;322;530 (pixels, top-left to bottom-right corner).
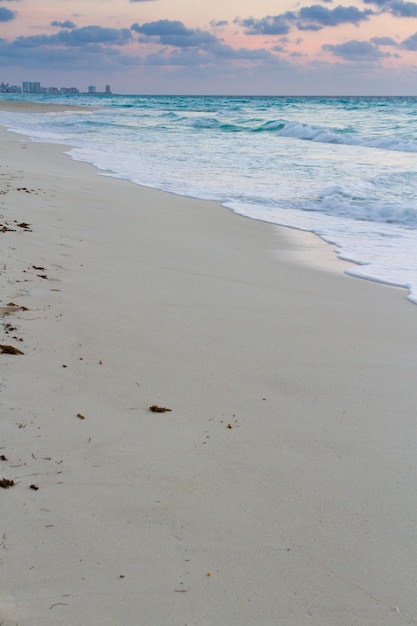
186;112;417;152
188;117;244;132
186;114;417;153
302;186;417;226
255;119;417;153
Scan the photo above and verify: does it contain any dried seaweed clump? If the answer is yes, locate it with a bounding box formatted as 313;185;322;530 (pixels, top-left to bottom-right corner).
149;405;172;413
0;478;15;489
0;344;24;355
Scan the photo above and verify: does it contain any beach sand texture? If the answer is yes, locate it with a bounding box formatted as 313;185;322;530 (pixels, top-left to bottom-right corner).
1;115;417;625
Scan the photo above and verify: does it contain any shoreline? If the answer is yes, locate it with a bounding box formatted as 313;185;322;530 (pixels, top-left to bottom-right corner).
1;120;417;625
1;97;412;303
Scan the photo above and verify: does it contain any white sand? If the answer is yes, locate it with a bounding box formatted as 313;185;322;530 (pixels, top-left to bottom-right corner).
1;119;417;625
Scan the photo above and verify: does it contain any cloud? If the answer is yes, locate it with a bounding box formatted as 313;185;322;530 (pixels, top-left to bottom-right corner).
362;0;387;4
58;25;132;46
209;19;228;28
363;0;417;15
297;5;372;29
323;39;388;60
145;43;277;68
0;6;15;21
236;15;292;35
129;19;280;69
51;20;76;29
237;5;372;36
130;18;281;71
400;31;417;49
390;1;417;16
131;19;218;47
371;36;397;44
0;33;138;71
7;26;132;51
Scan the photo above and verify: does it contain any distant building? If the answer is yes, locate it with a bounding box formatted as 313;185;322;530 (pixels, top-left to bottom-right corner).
86;84;111;95
23;81;41;93
60;87;79;94
0;82;21;93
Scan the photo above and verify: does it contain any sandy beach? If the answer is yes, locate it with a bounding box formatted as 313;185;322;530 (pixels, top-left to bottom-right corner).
1;109;417;626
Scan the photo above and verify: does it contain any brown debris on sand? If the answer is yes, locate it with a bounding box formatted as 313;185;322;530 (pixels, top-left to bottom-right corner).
6;302;29;311
16;222;32;231
0;302;29;316
0;478;15;489
0;219;32;232
0;344;24;355
149;405;172;413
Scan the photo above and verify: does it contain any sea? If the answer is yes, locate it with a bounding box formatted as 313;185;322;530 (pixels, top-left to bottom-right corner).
0;93;416;304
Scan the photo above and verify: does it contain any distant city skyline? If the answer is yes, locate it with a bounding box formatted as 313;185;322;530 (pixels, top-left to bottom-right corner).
0;80;111;95
0;0;416;95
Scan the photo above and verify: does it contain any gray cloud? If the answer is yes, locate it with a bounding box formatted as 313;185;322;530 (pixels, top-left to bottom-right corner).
51;20;76;29
131;20;218;47
0;6;15;21
363;0;417;16
390;1;417;16
371;36;397;44
323;39;388;60
130;18;281;72
362;0;388;4
297;5;372;29
0;37;138;70
237;5;372;36
58;25;132;46
129;19;279;67
235;15;292;35
209;19;228;28
8;26;132;51
145;43;277;68
400;31;417;49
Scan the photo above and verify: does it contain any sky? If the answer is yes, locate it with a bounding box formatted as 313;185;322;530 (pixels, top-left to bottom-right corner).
0;0;417;94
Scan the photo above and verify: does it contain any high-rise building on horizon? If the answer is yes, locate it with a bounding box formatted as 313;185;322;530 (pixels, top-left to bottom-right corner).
23;81;41;93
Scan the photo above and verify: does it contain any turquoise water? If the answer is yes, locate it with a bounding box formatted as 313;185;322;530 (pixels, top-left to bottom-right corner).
1;93;417;303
